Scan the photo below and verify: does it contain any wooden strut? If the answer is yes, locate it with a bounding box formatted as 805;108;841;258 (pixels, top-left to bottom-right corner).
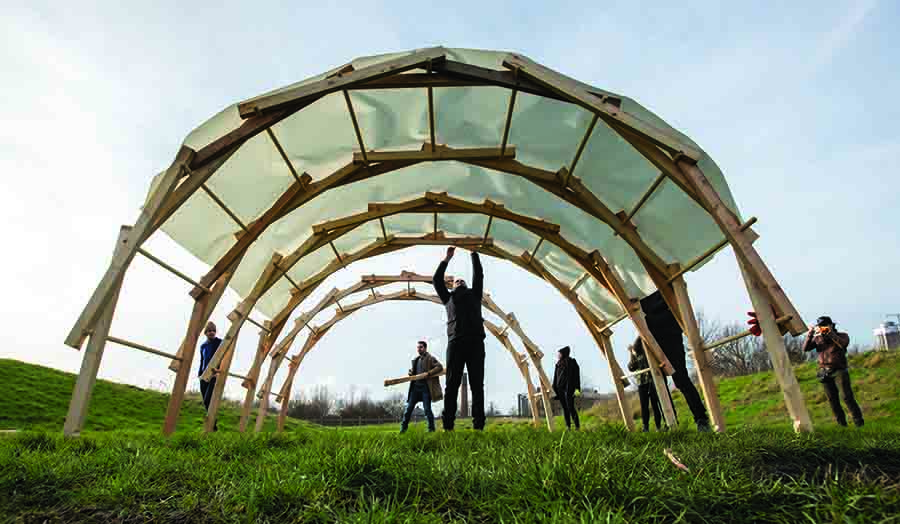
200;183;249;233
703;316;792;353
106;336;180;361
667;217;758;284
265;127;305;186
344;91;367;164
137;248;211;293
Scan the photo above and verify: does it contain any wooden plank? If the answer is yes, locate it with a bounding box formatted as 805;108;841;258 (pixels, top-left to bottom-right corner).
502;53;703;161
426;191;560;233
343;90;368;163
240;321;278;432
671;276;725;432
63;260;124;436
384;369;447;387
621;173;667;226
704;315;792;352
500;88;517;156
678;160;806;335
137;248;210;293
352;72;491;89
593;325;635;431
565;114;599;185
353;145;515;164
106;336;180;360
238;47;447;118
265;127;305;186
738;258;812;432
200;183;248;232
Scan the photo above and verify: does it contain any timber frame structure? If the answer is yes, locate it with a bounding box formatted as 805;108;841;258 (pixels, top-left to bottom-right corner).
64;46;813;436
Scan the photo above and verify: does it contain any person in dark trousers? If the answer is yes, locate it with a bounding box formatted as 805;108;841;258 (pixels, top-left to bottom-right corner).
433;246;486;431
639;291;711;432
401;340;444;433
552;346;582;430
198;321;222;431
627;338;672;431
803;316;864;427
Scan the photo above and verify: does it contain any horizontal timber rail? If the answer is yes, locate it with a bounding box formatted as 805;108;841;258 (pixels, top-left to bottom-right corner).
137;248;211;294
106;335;181;361
702;315;793;353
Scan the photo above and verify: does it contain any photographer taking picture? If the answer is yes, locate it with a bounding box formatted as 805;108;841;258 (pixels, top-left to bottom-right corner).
803;315;864;427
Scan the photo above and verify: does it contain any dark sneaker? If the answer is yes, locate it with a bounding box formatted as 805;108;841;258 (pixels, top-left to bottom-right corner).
696;421;712;433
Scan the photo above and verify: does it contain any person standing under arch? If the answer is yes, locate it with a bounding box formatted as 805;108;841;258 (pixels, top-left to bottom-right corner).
433;247;486;431
552;346;582;430
400;340;444;433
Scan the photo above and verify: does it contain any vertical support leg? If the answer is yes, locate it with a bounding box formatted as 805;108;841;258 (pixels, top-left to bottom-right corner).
646;349;678;428
276;367;298;433
597;331;635;431
163;255;239;436
239;322;273;432
670;275;726;432
255;353;285;433
738;259;813;432
64;226;131;436
520;364;540;427
530;362;556;431
204;332;240;433
64;280;123;436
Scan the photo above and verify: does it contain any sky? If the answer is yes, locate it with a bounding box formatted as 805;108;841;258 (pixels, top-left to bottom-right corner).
2;0;898;417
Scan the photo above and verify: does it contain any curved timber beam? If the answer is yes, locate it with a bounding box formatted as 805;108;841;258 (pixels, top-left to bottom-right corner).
256;285;552;431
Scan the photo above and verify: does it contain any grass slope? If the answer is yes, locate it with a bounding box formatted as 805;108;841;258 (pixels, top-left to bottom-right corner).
0;358;305;433
587;350;900;430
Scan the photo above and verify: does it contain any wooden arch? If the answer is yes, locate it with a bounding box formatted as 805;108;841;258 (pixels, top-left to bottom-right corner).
63;47;813;436
250;285;553;432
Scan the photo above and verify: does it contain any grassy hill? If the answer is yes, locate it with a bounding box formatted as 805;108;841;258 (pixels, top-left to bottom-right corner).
585;349;900;430
0;358;306;433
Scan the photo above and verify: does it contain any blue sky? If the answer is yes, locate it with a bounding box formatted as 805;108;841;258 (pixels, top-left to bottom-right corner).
1;0;897;415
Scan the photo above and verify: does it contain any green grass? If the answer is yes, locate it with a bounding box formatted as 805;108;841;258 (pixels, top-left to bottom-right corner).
2;355;900;522
3;426;899;522
0;358;307;433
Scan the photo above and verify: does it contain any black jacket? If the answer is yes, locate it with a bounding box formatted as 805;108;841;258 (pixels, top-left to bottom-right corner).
433;252;485;342
552;357;581;399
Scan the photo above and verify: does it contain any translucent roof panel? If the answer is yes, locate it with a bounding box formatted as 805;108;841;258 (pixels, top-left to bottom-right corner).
150;47;741;324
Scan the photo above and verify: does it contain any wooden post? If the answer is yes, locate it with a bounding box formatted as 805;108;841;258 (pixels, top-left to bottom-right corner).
598;331;635;431
239;322;273;432
204;330;240;433
738;259;813;432
670;275;726;432
63;229;130;435
163;255;240;436
676;160;806;335
255;352;287;433
646;347;678;429
276;365;299;433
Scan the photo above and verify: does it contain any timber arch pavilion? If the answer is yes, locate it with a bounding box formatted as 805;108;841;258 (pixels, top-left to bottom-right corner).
63;46;812;436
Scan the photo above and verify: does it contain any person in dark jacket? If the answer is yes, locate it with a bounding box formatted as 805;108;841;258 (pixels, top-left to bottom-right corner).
627;338;670;432
198;321;222;431
433;246;486;431
639;291;711;432
401;340;444;433
552;346;582;430
803;316;863;427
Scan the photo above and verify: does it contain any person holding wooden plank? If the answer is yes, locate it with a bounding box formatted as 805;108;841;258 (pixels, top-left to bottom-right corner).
433;246;486;431
400;340;444;433
552;346;582;430
640;291;711;432
198;321;222;430
803;316;864;427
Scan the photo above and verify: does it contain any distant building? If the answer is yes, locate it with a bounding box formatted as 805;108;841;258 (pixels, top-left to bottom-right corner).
874;321;900;351
516;388;613;417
